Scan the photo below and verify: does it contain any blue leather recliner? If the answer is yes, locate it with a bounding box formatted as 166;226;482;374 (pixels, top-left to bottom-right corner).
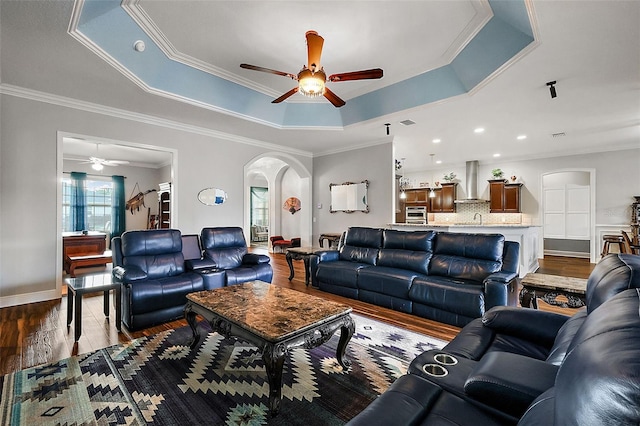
195;227;273;286
346;254;640;425
112;229;204;331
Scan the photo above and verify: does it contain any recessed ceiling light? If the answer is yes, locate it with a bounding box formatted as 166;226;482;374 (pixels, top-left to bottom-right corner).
517;135;527;140
474;128;485;134
493;153;501;158
436;160;442;164
432;138;441;143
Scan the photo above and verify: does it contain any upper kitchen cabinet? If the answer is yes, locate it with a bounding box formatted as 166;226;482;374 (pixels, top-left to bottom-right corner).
404;188;429;205
489;180;522;213
430;183;457;213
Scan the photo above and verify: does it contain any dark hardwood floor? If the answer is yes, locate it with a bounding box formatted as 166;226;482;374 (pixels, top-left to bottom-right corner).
0;253;594;376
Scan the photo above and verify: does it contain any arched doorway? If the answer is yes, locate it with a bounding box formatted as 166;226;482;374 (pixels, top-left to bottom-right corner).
244;153;312;251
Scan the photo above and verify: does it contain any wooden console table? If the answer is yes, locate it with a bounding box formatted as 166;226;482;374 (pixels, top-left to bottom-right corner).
62;232;111;276
520;273;587;309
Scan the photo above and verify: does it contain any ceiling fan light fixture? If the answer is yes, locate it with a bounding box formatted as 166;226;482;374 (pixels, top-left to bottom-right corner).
92;161;104;171
298;68;326;98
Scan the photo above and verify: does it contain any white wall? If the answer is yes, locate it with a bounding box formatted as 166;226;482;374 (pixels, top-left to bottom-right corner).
0;95;311;305
312;143;394;243
280;168;303;239
402;148;640;226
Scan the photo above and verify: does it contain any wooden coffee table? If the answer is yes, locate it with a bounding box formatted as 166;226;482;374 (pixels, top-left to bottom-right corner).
519;273;587;309
184;281;354;416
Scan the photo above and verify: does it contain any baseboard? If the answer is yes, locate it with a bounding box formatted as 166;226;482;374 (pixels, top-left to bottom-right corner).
543;250;591;259
0;289;61;308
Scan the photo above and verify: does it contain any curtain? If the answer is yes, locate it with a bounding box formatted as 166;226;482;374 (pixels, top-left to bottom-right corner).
111;175;126;239
69;172;87;231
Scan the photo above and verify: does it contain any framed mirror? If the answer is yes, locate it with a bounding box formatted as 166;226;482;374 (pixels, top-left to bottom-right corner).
198;187;228;206
330;180;369;213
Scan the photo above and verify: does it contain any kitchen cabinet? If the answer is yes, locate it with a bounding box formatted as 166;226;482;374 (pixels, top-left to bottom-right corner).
405;189;428;204
430;183;457;213
397;188;429;223
490;180;522;213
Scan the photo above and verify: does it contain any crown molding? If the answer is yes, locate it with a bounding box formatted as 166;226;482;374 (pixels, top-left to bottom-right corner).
0;83;313;158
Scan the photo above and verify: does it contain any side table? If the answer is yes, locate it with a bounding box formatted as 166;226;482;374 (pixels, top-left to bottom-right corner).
65;273;121;341
319;233;342;248
286;246;321;286
519;273;587;309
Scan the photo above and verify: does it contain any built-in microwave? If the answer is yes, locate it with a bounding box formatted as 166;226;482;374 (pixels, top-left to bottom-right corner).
406;206;427;224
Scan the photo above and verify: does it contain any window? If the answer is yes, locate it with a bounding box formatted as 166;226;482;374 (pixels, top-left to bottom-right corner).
250;187;269;227
62;177;113;232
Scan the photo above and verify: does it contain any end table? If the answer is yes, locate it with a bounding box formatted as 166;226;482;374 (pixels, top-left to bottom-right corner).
65;273;121;341
285;246;321;286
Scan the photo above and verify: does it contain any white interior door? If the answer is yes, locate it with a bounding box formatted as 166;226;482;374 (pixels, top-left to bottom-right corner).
543;184;590;240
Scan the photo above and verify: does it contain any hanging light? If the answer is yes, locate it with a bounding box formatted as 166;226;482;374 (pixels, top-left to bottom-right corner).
298;68;326;98
398;157;407;199
428;153;436;197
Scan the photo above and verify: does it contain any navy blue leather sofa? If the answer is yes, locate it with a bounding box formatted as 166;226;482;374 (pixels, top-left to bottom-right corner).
112;229;204;331
311;227;520;327
347;253;640;425
191;227;273;286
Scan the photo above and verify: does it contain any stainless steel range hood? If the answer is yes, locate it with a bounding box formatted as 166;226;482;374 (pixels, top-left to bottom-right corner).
454;160;490;204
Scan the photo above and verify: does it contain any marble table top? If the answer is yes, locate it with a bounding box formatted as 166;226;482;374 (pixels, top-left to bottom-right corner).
187;281;352;341
521;273;588;294
286;246;323;255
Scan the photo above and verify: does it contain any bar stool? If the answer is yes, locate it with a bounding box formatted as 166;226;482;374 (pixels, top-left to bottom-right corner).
601;234;627;257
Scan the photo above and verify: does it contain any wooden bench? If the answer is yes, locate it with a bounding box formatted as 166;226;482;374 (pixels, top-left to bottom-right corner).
65;250;112;277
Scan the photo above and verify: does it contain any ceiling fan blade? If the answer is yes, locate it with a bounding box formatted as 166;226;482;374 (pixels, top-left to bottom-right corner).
240;63;296;80
103;160;130;166
305;31;324;71
272;87;299;103
323;87;346;108
328;68;384;82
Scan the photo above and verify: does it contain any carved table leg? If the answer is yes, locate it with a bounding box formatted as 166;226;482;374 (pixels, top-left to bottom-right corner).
286;251;294;281
184;304;201;349
519;287;538;309
303;256;310;286
262;343;286;416
336;315;355;369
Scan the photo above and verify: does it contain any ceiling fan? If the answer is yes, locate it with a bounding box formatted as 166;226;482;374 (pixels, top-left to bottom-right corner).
80;144;130;170
240;30;383;107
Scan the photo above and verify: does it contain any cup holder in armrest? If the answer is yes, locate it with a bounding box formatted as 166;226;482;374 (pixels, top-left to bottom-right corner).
434;353;458;366
422;363;448;377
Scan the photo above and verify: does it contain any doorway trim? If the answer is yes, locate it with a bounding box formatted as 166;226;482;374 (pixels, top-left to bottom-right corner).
244;153;312;248
57;131;177;296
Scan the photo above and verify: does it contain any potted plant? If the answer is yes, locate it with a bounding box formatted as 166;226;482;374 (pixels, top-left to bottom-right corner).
443;172;456;183
491;168;504;179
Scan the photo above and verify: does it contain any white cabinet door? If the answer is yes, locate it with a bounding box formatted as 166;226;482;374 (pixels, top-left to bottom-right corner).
544;184;590;239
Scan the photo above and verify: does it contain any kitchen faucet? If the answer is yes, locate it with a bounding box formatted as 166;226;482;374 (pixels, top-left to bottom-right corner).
474;212;483;225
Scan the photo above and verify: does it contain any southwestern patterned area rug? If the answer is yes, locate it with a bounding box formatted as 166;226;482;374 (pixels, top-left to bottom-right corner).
0;314;446;425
